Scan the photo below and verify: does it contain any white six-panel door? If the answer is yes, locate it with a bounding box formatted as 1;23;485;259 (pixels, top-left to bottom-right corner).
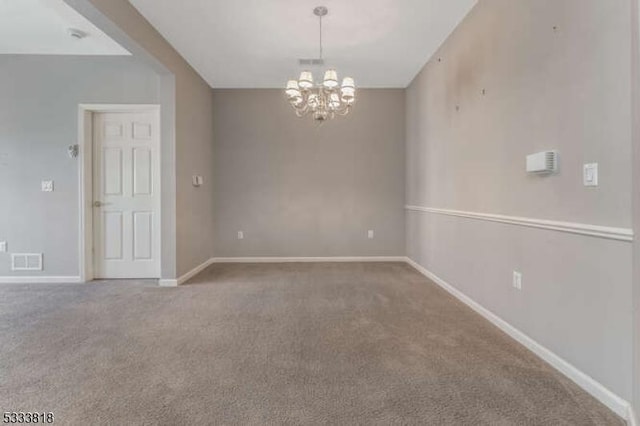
93;111;160;279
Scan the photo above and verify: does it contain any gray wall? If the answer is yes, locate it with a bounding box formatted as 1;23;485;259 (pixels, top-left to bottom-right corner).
406;0;634;402
0;55;160;277
68;0;216;278
212;89;405;258
632;0;640;418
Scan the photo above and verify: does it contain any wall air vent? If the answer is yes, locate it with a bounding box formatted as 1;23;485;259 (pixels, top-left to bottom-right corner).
298;58;325;66
11;253;43;271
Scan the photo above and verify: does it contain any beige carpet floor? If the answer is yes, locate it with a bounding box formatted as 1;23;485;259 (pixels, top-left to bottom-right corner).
0;262;624;425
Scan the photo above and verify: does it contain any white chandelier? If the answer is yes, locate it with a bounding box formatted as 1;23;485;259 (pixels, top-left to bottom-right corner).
284;6;356;122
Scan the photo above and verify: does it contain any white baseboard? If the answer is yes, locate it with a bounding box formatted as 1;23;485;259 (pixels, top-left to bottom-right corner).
628;405;638;426
159;256;406;287
404;257;633;423
158;257;218;287
0;276;83;284
211;256;407;264
158;279;179;287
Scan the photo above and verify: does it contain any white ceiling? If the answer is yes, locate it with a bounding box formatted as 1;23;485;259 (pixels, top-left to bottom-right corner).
128;0;477;88
0;0;129;55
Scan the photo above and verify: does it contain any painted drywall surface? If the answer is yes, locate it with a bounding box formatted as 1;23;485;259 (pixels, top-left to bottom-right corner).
407;0;632;227
631;0;640;418
406;0;633;401
212;89;405;258
406;211;633;399
174;77;214;277
0;55;159;277
70;0;215;278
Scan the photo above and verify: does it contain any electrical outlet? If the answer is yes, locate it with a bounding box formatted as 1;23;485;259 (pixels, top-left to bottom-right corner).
513;271;522;290
368;230;374;239
0;241;6;252
237;231;244;240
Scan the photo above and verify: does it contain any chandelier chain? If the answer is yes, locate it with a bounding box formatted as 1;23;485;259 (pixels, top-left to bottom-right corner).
319;14;323;60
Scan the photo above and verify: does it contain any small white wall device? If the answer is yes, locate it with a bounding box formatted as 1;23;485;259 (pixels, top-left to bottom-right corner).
526;150;558;174
192;175;204;187
583;163;598;187
41;180;54;192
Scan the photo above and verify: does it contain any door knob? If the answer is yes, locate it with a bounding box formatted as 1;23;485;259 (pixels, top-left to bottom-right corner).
93;201;104;207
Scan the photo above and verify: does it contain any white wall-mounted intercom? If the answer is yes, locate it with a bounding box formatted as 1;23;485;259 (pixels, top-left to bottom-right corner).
526;151;558;174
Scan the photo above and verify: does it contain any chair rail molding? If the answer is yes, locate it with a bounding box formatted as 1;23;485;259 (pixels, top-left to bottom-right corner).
405;205;634;242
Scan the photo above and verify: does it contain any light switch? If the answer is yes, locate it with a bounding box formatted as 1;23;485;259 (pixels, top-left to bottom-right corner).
0;241;6;252
513;271;522;290
192;175;204;187
41;180;54;192
583;163;598;187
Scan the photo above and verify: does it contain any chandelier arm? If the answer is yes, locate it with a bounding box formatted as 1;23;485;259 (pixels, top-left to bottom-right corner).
335;106;351;116
303;89;312;106
293;102;309;113
295;107;311;118
332;101;349;112
290;90;311;113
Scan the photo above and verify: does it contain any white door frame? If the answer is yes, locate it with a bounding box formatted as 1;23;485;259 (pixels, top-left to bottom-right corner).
77;104;162;282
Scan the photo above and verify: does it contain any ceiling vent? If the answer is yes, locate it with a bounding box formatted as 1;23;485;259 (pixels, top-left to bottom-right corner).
298;58;325;66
